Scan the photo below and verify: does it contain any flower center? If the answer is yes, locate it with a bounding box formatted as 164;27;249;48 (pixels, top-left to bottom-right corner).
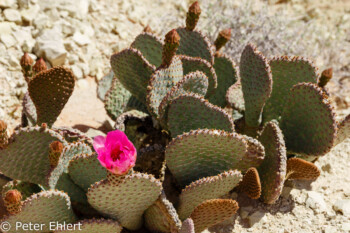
111;147;123;161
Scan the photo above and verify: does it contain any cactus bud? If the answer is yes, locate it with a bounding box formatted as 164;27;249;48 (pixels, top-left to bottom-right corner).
20;52;34;82
186;1;201;31
143;25;154;34
49;141;64;168
214;28;231;51
0;120;8;149
318;68;333;88
161;29;180;67
4;189;22;214
32;58;47;75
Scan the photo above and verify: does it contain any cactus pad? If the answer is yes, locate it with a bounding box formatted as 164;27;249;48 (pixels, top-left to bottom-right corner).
208;54;238;107
180;55;217;96
177;170;242;220
258;121;287;204
286;158;320;180
131;32;163;67
97;71;114;101
54;218;122;233
237;167;261;199
166;129;264;186
147;56;183;116
2;190;76;233
263;56;318;123
144;193;181;233
55;173;88;205
110;48;156;103
335;114;350;145
180;218;195;233
240;44;272;127
104;78;132;120
22;92;37;125
226;81;245;112
158;71;209;126
87;172;162;230
0;125;67;187
280;83;336;157
167;94;234;137
28;67;75;126
48;142;92;189
190;199;239;233
176;28;213;64
68;153;107;192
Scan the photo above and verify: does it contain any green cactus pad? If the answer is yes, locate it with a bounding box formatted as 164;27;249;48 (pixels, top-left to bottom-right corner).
226;81;245;112
110;48;156;103
131;32;163;67
22;92;37;125
180;55;217;96
280;83;337;157
176;28;214;64
104;78;132;120
55;173;88;205
134;144;166;180
177;170;242;220
28;66;76;126
87;172;162;230
48;142;92;189
54;218;122;233
144;193;182;233
190;199;239;233
258;121;287;204
0;125;67;187
158;71;209;126
166;129;264;187
167;94;234;137
2;190;76;233
68;153;107;192
180;218;195;233
97;71;114;101
2;181;41;200
147;56;183;116
335;114;350;145
240;44;272;127
263;56;318;123
208;54;238;107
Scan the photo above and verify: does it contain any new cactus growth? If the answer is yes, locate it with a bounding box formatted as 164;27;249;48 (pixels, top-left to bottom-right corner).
0;2;349;233
318;67;333;88
32;57;48;75
20;52;33;82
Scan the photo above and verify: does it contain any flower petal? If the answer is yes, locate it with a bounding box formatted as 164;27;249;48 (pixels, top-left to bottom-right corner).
93;135;106;155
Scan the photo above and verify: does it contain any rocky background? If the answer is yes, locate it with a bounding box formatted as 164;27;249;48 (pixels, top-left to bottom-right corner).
0;0;349;232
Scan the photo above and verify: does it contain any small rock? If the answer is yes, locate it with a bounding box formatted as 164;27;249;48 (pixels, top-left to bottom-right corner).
85;128;105;138
34;28;67;66
240;206;253;219
333;199;350;217
72;32;91;46
0;22;15;34
306;191;327;213
21;4;40;23
71;65;83;79
0;34;16;48
324;226;338;233
342;223;350;232
8;54;20;68
247;211;266;227
3;9;21;23
0;0;16;8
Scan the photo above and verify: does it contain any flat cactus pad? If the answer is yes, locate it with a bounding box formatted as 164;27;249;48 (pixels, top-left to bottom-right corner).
131;32;163;67
286;158;320;180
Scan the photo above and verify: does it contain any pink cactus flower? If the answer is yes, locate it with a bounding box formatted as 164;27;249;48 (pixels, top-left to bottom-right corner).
93;130;137;175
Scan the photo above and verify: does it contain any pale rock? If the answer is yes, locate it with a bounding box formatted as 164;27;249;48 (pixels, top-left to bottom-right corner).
77;63;89;77
17;0;29;9
71;64;83;79
240;206;253;219
34;28;67;66
39;0;89;19
8;54;20;68
248;211;266;227
324;226;338;233
73;31;91;46
0;22;15;34
12;27;33;46
342;223;350;232
4;9;21;23
333;199;350;217
0;0;15;8
76;78;89;89
306;191;327;213
85;128;105;138
89;57;104;80
33;14;52;29
0;33;16;48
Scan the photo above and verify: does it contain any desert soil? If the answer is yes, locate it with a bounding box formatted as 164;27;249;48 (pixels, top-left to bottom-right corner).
0;0;349;232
